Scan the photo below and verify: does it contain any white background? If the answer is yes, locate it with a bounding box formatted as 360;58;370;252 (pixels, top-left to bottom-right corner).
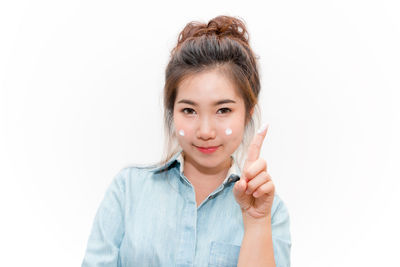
1;0;399;266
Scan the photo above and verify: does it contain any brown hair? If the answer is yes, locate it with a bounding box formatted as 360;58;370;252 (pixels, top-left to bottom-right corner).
157;15;262;172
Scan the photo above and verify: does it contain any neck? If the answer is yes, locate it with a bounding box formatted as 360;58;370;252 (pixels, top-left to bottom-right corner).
182;152;232;185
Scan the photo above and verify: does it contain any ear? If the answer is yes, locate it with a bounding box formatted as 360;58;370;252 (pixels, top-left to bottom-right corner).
245;107;255;125
249;107;254;116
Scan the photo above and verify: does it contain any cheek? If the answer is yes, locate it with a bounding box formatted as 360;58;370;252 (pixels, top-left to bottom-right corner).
220;120;244;140
173;114;193;139
225;128;233;136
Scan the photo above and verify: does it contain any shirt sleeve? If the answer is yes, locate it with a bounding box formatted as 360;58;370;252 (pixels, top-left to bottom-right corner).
81;169;126;267
271;194;292;267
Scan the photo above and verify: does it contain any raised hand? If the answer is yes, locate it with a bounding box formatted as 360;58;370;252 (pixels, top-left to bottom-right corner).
233;123;275;219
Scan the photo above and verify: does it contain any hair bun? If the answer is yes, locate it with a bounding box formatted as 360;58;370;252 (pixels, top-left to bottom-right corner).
177;15;249;46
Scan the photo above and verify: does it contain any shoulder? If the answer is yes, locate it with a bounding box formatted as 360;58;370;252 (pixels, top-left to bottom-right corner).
111;162;176;190
114;164;158;181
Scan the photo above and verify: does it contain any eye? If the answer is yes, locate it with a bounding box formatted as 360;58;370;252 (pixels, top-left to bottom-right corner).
217;108;232;114
181;108;196;115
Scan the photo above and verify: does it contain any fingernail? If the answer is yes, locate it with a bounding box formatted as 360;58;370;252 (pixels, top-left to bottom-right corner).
257;123;269;134
245;189;251;195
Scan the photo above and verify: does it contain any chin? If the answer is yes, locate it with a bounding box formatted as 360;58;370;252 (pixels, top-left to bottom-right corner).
193;146;232;165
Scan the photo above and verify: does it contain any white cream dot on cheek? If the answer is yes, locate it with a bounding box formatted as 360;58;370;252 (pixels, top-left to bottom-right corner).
178;129;185;136
225;128;232;136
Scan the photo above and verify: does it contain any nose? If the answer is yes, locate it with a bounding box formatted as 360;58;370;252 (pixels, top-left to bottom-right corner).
196;116;216;141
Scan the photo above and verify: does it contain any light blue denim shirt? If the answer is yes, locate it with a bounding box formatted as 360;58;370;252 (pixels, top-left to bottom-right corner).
82;149;291;266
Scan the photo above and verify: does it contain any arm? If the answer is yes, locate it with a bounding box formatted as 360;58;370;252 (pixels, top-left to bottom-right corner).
238;214;275;267
238;196;291;267
234;125;291;266
81;170;126;267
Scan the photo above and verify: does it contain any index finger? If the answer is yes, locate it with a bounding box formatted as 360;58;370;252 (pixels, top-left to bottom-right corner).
245;123;269;164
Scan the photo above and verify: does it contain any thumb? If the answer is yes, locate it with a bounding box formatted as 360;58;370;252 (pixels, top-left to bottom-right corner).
233;177;248;201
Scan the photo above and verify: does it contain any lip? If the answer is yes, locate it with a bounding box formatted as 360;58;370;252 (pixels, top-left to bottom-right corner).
195;145;220;154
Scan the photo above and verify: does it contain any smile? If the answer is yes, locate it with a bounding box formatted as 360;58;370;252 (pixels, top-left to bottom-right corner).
195;145;220;154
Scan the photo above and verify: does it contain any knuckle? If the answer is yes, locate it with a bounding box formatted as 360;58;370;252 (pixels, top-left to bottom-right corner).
256;171;267;182
262;161;267;171
243;169;252;178
256;158;267;170
270;184;275;193
268;181;275;191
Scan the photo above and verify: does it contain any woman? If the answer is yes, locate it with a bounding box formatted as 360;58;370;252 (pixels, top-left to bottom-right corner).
82;15;291;267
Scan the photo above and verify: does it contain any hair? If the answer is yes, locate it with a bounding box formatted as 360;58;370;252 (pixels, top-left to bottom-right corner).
156;15;262;173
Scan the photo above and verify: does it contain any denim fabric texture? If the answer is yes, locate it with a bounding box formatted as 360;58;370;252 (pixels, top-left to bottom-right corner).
82;148;291;266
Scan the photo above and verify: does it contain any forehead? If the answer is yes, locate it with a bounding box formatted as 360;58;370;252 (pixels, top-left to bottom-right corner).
176;69;241;101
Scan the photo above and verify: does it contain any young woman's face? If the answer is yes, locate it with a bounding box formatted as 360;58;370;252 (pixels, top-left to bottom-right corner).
173;69;247;170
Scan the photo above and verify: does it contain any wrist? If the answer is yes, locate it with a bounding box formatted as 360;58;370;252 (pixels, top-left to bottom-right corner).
242;212;272;230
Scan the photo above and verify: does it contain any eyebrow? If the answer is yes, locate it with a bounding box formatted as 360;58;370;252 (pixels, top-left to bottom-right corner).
176;99;236;106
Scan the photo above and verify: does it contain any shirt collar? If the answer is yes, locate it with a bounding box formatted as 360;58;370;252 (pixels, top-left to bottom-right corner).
152;148;242;186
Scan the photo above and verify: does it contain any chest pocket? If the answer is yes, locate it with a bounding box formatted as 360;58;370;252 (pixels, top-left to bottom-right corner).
208;241;241;267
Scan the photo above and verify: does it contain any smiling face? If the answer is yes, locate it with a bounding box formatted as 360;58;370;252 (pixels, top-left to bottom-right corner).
173;68;247;172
